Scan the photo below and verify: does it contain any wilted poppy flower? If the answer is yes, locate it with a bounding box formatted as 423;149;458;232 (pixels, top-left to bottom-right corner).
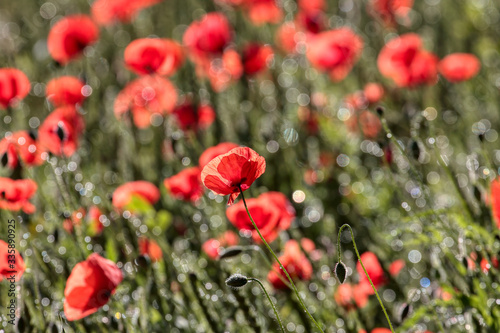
438;53;480;83
172;101;216;131
242;43;274;76
124;38;184;76
357;252;386;289
0;68;30;110
92;0;162;26
199;142;239;169
46;76;86;107
0;240;26;281
201;147;266;205
202;230;239;259
377;33;438;87
242;0;283;26
183;13;232;58
226;191;294;243
47;15;99;64
38;106;85;157
112;181;160;211
490;177;500;229
0;178;37;214
306;28;363;81
267;239;312;289
64;253;123;321
164;167;203;202
138;237;163;261
368;0;413;26
114;75;177;128
0;131;44;169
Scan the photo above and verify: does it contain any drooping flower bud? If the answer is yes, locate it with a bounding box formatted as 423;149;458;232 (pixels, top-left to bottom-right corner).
225;274;249;288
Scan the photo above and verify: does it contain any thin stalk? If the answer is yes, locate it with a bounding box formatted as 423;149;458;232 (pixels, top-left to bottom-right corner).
238;187;324;333
337;224;394;332
248;278;285;333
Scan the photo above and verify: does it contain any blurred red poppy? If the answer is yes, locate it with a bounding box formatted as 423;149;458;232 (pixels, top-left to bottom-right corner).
202;230;239;259
124;38;184;76
275;22;298;53
480;256;499;274
199;142;239;169
298;0;325;12
63;208;86;234
201;147;266;205
88;206;104;235
0;131;44;169
295;10;326;34
46;76;86;107
363;83;385;104
47;15;99;64
357;251;386;289
243;0;283;26
306;28;363;81
267;239;312;289
112;181;160;211
490;177;500;229
38;106;85;157
226;191;294;243
242;43;274;76
438;53;480;83
345;110;382;139
368;0;413;26
64;253;123;321
389;259;405;276
92;0;162;26
164;167;203;203
0;240;26;281
114;75;177;128
334;283;356;310
0;178;37;214
172;101;216;131
183;13;232;58
138;237;163;261
0;68;30;110
377;33;438;87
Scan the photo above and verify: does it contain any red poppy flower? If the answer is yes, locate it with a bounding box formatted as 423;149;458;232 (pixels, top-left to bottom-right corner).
363;83;384;104
192;49;243;92
91;0;162;26
63;208;86;234
267;239;312;289
47;15;99;64
183;13;232;58
377;33;438;87
357;252;386;289
164;167;203;203
0;68;30;110
0;178;37;214
480;256;499;274
242;43;274;76
372;329;392;333
38;106;85;157
64;253;123;321
275;22;298;53
199;142;239;169
138;237;163;261
46;76;86;107
334;283;356;310
345;110;382;139
298;0;325;12
0;131;44;169
172;101;216;131
368;0;413;26
243;0;283;26
124;38;184;76
491;177;500;229
201;147;266;205
112;181;160;211
438;53;480;83
226;191;294;243
88;206;104;235
295;10;326;34
114;75;177;128
389;259;405;276
306;28;363;81
0;240;26;281
202;230;239;259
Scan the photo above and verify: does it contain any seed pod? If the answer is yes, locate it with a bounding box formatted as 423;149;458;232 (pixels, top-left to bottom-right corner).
334;261;347;284
219;246;244;259
399;303;412;322
225;274;248;288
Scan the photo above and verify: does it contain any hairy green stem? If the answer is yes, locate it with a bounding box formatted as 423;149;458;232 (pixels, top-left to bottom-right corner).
337;224;394;332
238;187;324;333
248;278;285;333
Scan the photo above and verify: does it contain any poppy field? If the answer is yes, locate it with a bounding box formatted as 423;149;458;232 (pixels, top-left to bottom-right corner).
2;0;500;332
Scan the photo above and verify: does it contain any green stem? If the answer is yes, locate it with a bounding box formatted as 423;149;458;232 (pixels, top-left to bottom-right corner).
238;187;324;333
248;278;285;333
337;224;394;332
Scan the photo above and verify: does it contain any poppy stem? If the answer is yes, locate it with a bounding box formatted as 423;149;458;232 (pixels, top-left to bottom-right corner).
248;277;285;333
337;224;394;332
238;187;324;333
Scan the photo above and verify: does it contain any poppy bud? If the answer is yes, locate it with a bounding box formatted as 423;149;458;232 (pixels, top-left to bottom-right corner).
225;274;249;288
376;106;384;116
478;133;485;142
1;153;8;168
56;122;66;142
411;140;420;160
399;303;412;322
334;261;347;284
219;246;244;259
473;186;482;203
134;254;150;269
